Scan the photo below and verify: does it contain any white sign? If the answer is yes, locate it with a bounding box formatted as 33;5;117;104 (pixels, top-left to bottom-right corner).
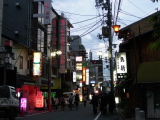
73;72;76;82
116;52;127;73
86;69;89;85
76;56;82;62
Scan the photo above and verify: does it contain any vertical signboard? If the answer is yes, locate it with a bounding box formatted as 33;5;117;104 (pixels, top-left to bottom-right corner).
20;98;27;112
59;18;67;73
86;69;89;85
35;91;44;108
82;67;86;82
73;72;76;82
44;0;51;25
33;52;42;76
116;52;128;79
52;18;58;67
82;63;87;82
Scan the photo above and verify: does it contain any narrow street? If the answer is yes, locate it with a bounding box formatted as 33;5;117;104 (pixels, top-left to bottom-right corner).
15;102;121;120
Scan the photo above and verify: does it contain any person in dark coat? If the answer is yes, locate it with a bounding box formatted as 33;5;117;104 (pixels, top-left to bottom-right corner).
90;93;99;115
75;94;80;110
100;92;109;114
60;94;65;110
109;92;115;113
83;94;87;107
68;93;74;110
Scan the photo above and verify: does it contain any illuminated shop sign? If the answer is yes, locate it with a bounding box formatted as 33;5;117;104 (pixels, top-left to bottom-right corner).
76;63;82;70
59;18;67;73
73;72;76;82
33;52;42;76
82;67;86;82
76;56;82;62
116;52;128;79
79;81;82;87
90;81;96;83
35;91;44;108
44;0;51;25
86;69;89;85
20;98;27;112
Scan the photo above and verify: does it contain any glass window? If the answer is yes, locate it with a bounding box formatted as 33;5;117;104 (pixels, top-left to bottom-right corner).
37;28;44;53
38;2;44;24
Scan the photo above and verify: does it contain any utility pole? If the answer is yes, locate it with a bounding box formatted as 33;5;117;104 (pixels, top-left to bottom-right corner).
106;0;114;93
95;0;114;93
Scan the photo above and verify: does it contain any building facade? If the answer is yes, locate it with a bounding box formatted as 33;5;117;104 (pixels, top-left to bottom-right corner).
117;11;160;119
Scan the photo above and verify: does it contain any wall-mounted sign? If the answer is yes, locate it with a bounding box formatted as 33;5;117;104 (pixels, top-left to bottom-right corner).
116;52;128;79
35;91;44;108
86;69;89;85
90;80;96;83
20;98;27;112
5;40;13;47
82;67;86;82
59;18;67;73
33;52;42;76
44;0;51;25
73;72;76;82
116;52;127;73
76;63;82;70
79;81;82;87
76;56;82;62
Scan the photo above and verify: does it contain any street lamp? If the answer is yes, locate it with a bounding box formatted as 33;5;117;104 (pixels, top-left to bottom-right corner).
112;25;121;34
97;51;102;60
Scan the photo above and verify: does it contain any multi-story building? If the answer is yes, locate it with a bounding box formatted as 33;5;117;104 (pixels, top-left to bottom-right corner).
70;35;89;100
0;0;73;111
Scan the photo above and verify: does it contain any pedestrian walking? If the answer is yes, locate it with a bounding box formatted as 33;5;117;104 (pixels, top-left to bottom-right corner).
51;97;55;110
75;94;80;110
90;93;99;115
68;93;74;110
60;94;65;110
54;96;59;110
83;94;87;107
100;92;109;114
109;92;115;113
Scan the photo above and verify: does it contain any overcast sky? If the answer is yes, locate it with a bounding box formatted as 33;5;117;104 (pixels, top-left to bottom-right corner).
52;0;159;80
52;0;159;58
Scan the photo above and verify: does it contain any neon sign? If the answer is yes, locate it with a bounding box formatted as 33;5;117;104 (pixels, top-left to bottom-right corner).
20;98;27;111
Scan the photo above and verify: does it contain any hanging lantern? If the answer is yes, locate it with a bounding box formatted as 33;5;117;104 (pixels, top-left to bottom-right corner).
112;25;120;33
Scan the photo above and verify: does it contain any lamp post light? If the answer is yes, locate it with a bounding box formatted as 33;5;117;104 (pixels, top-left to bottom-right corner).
48;49;62;112
97;51;102;60
112;25;121;34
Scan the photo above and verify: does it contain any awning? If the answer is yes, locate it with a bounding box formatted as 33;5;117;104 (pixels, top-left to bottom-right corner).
137;61;160;83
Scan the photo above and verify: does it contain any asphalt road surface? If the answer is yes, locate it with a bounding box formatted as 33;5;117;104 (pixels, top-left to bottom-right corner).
14;102;120;120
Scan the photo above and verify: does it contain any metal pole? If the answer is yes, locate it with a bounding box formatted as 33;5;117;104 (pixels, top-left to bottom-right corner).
48;56;52;111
